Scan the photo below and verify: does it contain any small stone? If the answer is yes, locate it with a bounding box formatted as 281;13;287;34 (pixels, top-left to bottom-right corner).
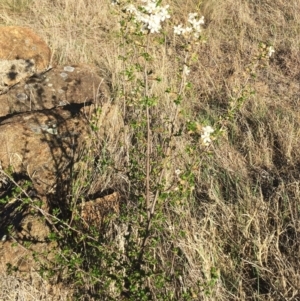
64;66;75;72
40;124;49;131
24;83;34;90
60;72;68;79
46;128;58;135
30;126;42;134
16;93;28;101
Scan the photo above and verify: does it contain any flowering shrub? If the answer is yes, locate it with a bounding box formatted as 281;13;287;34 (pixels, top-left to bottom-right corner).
101;1;219;299
25;1;217;300
119;0;213;140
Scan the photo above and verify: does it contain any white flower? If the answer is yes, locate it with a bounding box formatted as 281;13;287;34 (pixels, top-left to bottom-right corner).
158;5;170;21
182;26;193;34
175;169;181;175
147;14;162;33
126;4;137;13
202;125;214;134
183;65;190;76
174;13;204;38
188;13;198;23
191;19;203;28
201;126;214;146
201;134;212;146
189;15;204;33
143;1;157;14
174;24;184;35
268;46;275;57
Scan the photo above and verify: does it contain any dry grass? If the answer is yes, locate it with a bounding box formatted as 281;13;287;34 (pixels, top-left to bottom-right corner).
0;272;71;301
0;0;300;300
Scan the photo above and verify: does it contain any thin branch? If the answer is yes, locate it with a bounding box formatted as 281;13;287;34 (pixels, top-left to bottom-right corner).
144;35;151;221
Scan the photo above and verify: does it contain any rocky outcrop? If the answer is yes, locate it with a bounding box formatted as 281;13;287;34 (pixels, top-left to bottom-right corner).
0;64;109;116
0;27;122;299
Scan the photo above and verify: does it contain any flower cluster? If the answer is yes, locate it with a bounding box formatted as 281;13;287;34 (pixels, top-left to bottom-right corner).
126;0;170;34
201;125;214;146
174;13;204;39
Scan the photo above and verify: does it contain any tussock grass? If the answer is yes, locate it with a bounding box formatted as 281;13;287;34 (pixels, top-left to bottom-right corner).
0;0;300;300
0;272;71;300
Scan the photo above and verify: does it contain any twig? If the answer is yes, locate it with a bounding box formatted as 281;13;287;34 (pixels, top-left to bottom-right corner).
144;35;151;221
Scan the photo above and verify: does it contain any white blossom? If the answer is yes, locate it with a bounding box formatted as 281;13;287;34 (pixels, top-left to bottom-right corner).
174;24;184;35
201;135;212;146
147;14;162;33
188;13;198;22
175;169;181;175
126;4;137;13
183;65;190;76
174;13;204;37
201;126;214;146
158;5;170;21
126;0;170;34
182;26;193;34
268;46;275;57
203;125;214;134
143;1;157;14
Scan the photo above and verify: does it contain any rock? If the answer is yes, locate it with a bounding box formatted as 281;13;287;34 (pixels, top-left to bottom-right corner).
0;26;51;94
0;59;36;95
0;26;51;71
0;64;109;117
79;192;120;228
0;106;91;195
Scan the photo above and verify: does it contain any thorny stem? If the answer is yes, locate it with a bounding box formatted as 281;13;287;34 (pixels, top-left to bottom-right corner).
145;35;151;222
150;52;189;215
137;35;153;260
140;48;190;253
